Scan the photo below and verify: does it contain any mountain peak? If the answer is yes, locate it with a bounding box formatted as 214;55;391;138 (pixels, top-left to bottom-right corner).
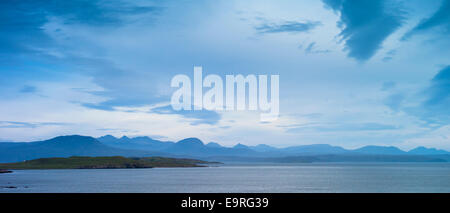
120;136;130;140
176;138;204;146
98;135;117;140
133;136;151;140
40;135;104;148
206;142;222;148
250;144;277;152
354;145;406;155
280;143;349;154
409;146;449;155
233;143;250;149
50;135;97;142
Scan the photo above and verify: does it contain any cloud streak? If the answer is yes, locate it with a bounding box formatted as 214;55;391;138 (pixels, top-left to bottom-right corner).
286;122;400;133
303;42;331;54
420;66;450;124
383;66;450;125
151;105;222;125
403;0;450;40
255;21;321;34
323;0;405;61
0;0;161;57
0;121;70;129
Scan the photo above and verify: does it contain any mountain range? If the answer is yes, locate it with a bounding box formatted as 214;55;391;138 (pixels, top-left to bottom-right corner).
0;135;449;163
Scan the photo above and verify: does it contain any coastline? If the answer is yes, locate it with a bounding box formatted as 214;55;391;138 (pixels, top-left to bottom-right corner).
0;156;219;170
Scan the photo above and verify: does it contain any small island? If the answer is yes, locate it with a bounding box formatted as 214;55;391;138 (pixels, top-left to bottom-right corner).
0;156;219;170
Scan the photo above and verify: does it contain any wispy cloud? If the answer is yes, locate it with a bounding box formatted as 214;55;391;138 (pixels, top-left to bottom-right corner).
0;0;162;57
0;121;70;129
255;21;321;34
286;122;400;133
420;66;450;123
19;85;37;93
381;81;396;91
81;103;116;111
383;66;450;125
382;49;396;62
303;42;331;54
323;0;405;61
403;0;450;40
0;0;448;149
151;105;221;125
383;92;405;112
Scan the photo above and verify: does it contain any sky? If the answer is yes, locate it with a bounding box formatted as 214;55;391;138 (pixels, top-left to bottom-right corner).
0;0;449;150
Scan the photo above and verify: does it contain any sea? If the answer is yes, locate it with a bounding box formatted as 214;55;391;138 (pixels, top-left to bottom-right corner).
2;163;450;193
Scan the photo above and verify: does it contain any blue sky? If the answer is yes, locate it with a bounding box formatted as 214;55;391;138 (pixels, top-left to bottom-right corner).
0;0;449;149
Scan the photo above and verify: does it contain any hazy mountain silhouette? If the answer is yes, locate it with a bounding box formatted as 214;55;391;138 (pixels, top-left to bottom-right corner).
205;142;223;148
353;146;406;155
280;144;350;155
1;135;450;163
162;138;258;157
249;144;278;152
233;143;251;150
408;146;450;155
164;138;206;154
97;136;450;159
97;135;175;151
0;135;164;163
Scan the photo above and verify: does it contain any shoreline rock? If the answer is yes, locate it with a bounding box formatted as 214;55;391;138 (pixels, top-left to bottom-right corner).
1;186;17;189
0;169;13;174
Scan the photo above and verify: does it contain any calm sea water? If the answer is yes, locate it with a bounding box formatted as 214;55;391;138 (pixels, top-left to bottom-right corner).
2;163;450;193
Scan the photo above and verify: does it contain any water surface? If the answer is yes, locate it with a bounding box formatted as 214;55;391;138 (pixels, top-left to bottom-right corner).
2;163;450;193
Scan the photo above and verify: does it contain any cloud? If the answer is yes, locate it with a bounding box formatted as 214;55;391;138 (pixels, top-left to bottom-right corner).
0;0;217;127
383;93;404;112
0;121;70;129
426;66;450;103
255;21;321;34
382;49;396;62
19;85;37;93
403;0;450;40
0;0;162;57
303;42;331;54
1;0;447;149
420;66;450;123
81;103;116;111
0;0;166;107
381;81;396;91
286;122;399;133
323;0;405;61
384;66;450;125
151;105;221;125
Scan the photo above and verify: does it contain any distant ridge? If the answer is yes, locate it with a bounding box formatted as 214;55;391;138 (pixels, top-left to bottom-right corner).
95;135;450;156
353;145;406;155
408;146;450;155
97;135;175;151
96;136;450;159
233;143;250;150
1;135;450;163
162;138;257;157
280;144;349;155
249;144;278;152
206;142;222;148
0;135;164;163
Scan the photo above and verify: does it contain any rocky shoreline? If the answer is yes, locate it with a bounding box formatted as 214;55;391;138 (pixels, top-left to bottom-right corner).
0;169;13;174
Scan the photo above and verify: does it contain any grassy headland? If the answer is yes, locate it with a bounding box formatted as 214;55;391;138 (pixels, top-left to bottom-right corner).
0;156;218;170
